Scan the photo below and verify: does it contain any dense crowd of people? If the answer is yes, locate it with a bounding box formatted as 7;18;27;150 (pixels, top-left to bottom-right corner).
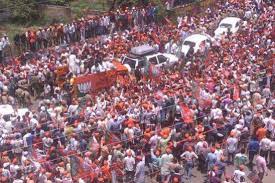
0;0;274;183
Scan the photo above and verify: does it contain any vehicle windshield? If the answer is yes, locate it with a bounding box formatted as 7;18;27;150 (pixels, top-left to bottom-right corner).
219;23;232;28
123;57;136;69
183;41;196;47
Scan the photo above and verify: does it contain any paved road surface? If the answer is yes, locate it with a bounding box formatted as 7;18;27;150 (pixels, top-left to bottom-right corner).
145;163;275;183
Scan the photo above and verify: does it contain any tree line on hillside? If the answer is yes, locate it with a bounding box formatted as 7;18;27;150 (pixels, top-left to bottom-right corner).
0;0;70;22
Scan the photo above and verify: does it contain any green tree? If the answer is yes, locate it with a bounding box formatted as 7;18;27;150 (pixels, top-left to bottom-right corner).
151;0;168;21
110;0;167;21
3;0;39;22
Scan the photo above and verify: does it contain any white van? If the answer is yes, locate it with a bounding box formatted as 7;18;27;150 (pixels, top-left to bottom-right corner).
181;34;212;56
214;17;242;38
121;45;179;72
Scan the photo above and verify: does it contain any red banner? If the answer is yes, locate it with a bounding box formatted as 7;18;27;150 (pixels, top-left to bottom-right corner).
74;70;117;93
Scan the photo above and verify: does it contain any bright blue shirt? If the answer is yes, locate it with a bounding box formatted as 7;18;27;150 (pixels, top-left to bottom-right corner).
248;139;260;152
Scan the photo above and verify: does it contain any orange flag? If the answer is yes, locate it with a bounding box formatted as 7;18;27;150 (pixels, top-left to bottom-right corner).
233;84;240;100
180;103;194;124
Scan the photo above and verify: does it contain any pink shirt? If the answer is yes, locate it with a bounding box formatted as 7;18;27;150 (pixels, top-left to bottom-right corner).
255;156;267;173
270;141;275;152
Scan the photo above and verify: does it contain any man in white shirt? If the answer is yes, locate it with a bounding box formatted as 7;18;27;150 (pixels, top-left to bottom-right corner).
68;53;77;75
1;35;10;48
233;165;246;183
264;112;275;135
259;136;271;161
256;153;268;181
226;132;238;163
160;148;174;182
210;106;223;120
0;39;3;63
269;138;275;165
134;156;145;183
149;132;160;150
123;151;135;182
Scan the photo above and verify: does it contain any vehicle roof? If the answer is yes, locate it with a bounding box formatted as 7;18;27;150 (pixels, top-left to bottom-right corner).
184;34;209;44
220;17;241;25
0;104;14;116
130;45;156;56
125;52;161;60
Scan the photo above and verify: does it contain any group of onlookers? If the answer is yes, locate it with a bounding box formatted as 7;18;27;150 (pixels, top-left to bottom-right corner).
11;5;157;54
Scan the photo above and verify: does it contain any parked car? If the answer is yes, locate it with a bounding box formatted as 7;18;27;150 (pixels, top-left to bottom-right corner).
0;105;32;121
121;45;179;72
181;34;212;56
214;17;242;38
0;104;14;117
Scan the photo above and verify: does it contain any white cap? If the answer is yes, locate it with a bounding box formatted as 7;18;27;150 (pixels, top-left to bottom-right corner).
255;104;263;110
41;106;46;111
3;163;10;168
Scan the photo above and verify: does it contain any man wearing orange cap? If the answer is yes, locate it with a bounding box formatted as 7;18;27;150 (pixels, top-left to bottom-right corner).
159;128;173;154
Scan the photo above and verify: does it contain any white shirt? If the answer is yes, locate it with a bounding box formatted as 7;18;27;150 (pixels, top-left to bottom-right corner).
0;40;3;51
270;141;275;151
227;137;238;153
30;118;39;128
3;121;13;133
13;180;24;183
233;169;245;183
23;133;31;147
124;156;135;171
68;54;77;72
124;127;135;139
214;149;224;162
1;37;10;48
160;153;173;175
231;128;241;139
149;135;160;150
260;138;271;151
264;117;275;132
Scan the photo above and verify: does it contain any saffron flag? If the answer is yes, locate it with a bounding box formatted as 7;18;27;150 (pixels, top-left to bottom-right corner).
233;84;240;100
180;103;194;124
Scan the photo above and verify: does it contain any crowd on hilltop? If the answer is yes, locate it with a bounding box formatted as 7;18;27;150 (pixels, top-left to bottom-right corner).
11;5;157;55
0;0;274;183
